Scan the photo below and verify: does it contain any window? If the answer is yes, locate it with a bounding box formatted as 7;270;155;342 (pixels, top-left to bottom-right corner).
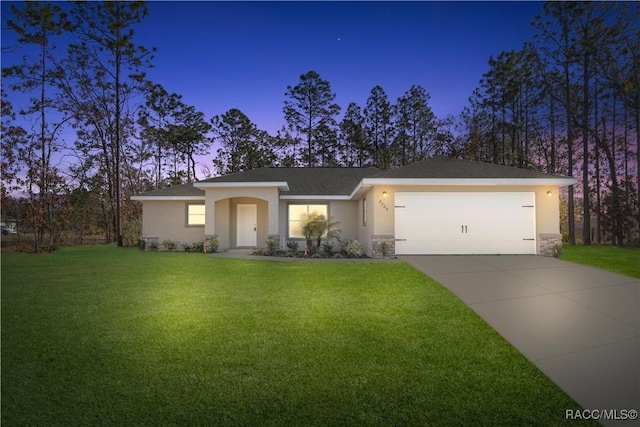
288;204;328;238
362;198;367;226
187;204;205;226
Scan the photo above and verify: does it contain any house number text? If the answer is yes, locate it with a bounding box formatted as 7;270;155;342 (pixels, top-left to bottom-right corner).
379;199;390;211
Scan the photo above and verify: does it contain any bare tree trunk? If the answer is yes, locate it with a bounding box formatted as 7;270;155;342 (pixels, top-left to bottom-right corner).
581;52;591;245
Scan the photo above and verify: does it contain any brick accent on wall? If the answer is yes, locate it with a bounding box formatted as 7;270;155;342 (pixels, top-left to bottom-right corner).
371;235;396;258
539;233;562;257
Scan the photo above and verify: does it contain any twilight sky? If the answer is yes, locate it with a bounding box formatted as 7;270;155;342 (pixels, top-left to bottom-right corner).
135;1;544;133
2;1;545;140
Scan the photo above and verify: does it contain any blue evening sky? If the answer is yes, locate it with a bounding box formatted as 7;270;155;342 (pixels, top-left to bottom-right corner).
2;1;544;136
136;1;544;133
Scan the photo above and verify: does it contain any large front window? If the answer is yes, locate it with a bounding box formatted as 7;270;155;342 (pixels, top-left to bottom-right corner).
187;204;206;226
288;204;328;238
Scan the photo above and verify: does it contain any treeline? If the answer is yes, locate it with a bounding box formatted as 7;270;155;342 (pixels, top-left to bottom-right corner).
460;2;639;246
1;1;638;250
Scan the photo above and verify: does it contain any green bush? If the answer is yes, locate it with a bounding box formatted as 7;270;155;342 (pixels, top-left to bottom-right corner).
286;240;299;254
162;239;178;251
181;241;204;253
208;236;219;253
192;240;204;252
321;241;334;255
265;238;279;256
380;241;389;257
300;213;340;254
340;237;363;258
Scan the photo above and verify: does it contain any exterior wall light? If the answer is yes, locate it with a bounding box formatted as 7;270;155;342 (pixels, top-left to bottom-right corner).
547;191;553;197
382;191;388;198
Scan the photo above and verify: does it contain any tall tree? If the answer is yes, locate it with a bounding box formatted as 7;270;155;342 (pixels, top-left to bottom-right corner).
364;86;394;169
339;102;369;167
166;104;211;183
2;1;73;251
138;83;182;188
283;70;340;167
211;108;276;174
0;90;26;194
62;1;153;246
393;85;436;166
532;1;582;244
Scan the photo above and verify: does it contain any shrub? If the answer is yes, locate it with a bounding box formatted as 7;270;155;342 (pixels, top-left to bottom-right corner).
380;241;389;257
340;237;363;258
321;241;334;255
552;242;563;258
300;213;340;254
208;236;219;253
286;240;299;254
265;237;279;256
192;240;204;253
181;241;204;253
162;239;178;251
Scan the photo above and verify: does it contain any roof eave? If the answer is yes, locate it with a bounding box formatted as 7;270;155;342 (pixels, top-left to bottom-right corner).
280;195;351;200
130;196;206;201
194;181;290;191
360;177;578;187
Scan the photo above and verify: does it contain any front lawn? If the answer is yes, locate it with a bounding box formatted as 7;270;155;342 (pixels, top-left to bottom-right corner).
1;246;590;425
561;244;640;278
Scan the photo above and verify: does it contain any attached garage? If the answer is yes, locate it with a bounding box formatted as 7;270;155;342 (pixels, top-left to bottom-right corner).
395;192;536;255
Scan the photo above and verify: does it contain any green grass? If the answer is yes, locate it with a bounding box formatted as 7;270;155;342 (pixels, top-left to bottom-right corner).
2;245;591;426
561;244;640;278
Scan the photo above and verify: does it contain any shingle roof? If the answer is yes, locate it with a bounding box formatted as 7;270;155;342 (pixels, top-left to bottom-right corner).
374;157;571;179
132;157;573;199
132;182;204;198
199;167;382;196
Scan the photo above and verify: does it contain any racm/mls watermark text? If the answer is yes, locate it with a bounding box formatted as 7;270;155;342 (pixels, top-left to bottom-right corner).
565;409;638;421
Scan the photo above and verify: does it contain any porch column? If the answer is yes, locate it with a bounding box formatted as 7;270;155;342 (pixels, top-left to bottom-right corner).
267;192;279;236
204;195;216;236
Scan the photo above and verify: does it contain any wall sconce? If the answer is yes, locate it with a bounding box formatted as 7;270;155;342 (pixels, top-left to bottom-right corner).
547;191;553;197
382;191;388;198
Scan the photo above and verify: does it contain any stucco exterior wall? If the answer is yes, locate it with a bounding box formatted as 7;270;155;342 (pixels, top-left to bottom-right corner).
369;184;562;255
329;200;359;242
141;200;205;245
357;188;376;255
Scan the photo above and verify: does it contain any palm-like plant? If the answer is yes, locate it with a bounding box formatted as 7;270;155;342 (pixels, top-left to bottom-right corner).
300;213;340;253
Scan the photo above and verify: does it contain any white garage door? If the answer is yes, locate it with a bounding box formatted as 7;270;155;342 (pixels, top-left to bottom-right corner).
395;192;536;255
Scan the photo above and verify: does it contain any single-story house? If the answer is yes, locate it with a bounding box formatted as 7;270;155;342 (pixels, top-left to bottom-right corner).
131;157;576;256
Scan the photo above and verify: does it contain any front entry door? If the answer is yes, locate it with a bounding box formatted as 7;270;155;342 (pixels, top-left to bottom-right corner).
237;204;257;247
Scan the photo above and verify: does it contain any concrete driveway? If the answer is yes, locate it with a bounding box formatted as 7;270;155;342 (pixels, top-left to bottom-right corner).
400;255;639;426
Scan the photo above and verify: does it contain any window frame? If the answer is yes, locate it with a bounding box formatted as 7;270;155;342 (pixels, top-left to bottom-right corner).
362;198;367;226
287;203;328;239
186;203;206;227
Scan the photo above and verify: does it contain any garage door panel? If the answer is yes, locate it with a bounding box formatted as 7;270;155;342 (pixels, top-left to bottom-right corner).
395;192;536;255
